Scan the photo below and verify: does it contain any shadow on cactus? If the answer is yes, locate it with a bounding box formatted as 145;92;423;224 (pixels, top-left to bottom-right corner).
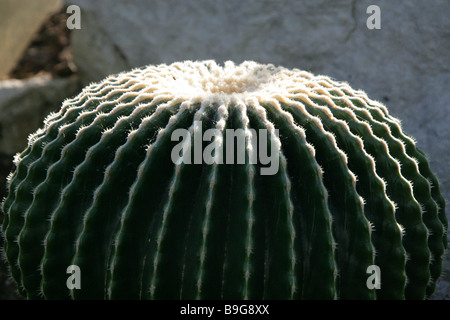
1;60;447;300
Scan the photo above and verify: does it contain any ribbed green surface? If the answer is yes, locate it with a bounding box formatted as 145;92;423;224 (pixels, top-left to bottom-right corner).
1;61;447;300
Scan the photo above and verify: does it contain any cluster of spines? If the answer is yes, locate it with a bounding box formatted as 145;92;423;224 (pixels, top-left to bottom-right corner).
1;62;447;300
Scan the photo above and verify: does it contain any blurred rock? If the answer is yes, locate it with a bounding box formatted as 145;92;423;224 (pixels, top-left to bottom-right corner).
0;0;62;78
8;7;77;80
0;75;81;156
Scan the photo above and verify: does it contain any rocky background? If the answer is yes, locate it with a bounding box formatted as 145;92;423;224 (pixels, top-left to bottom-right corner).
0;0;448;299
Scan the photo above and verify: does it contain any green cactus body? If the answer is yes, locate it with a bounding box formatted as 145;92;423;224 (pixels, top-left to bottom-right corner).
1;61;447;300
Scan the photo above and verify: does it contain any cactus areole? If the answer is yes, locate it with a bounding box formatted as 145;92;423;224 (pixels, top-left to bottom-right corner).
1;60;447;300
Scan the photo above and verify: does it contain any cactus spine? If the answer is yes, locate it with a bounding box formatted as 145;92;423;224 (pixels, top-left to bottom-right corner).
1;60;447;300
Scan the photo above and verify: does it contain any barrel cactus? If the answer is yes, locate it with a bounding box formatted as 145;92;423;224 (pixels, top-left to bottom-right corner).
1;60;447;300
